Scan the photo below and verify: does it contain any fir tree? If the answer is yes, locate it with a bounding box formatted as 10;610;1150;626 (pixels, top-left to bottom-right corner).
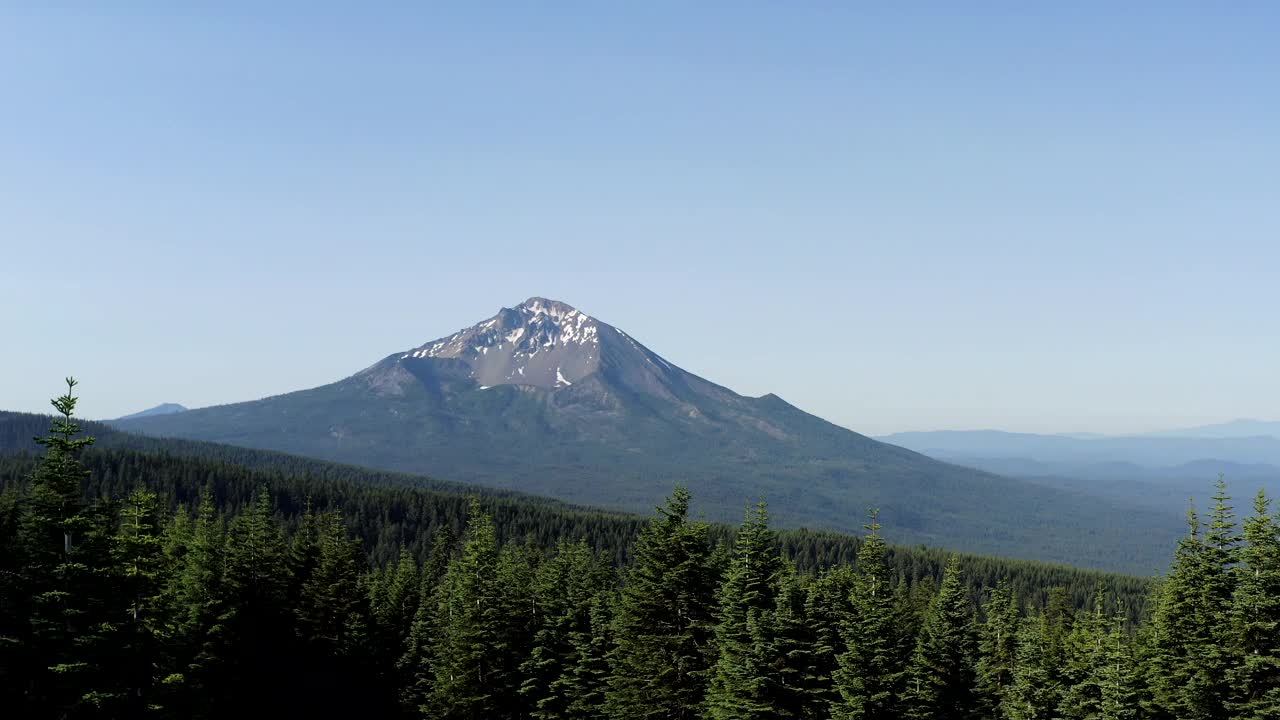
1095;618;1141;720
904;556;977;720
1148;481;1238;720
161;488;226;717
218;489;292;715
1005;589;1073;720
520;539;611;719
974;579;1019;719
17;378;114;717
399;524;454;714
705;502;786;719
605;487;720;720
1229;490;1280;718
376;547;421;657
805;565;856;716
105;487;167;715
428;501;529;719
1058;586;1113;719
832;511;911;720
556;590;615;720
296;512;368;655
765;563;823;719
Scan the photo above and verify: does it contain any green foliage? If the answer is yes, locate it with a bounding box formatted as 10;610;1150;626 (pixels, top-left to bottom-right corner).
1005;588;1074;720
1230;490;1280;718
1147;487;1239;720
904;556;977;720
6;383;1280;719
15;378;116;717
705;503;818;719
519;539;612;719
833;511;912;720
0;409;1158;615
974;579;1019;718
605;487;721;720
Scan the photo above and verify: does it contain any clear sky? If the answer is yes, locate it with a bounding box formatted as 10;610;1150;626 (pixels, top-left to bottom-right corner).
2;3;1277;435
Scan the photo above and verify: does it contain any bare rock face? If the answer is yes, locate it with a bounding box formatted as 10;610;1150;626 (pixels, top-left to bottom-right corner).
394;297;679;395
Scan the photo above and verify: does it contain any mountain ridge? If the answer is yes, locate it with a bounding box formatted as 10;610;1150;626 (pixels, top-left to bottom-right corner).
111;297;1183;572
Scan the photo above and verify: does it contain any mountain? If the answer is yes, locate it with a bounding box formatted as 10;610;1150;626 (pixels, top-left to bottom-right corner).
114;403;188;421
112;297;1182;572
1144;418;1280;439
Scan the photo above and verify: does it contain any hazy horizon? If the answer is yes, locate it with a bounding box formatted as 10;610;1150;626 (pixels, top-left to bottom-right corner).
4;5;1277;435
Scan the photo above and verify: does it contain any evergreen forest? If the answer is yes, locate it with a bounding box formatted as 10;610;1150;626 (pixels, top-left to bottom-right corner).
3;380;1278;719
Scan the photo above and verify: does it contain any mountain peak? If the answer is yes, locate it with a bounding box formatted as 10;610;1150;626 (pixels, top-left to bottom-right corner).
380;296;695;398
114;403;188;421
517;297;583;319
395;297;611;390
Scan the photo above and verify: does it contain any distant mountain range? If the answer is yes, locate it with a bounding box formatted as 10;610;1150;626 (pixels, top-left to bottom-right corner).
878;429;1280;515
109;297;1183;572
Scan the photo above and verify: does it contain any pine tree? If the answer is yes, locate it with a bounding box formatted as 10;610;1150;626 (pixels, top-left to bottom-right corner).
605;487;721;720
218;489;292;715
495;540;541;718
1146;507;1205;719
428;501;529;719
296;513;367;654
974;580;1019;719
832;511;911;720
556;590;614;720
293;512;372;714
17;378;115;717
520;539;612;719
160;488;226;718
399;524;454;714
1148;480;1238;720
904;556;977;720
765;564;823;719
705;502;786;719
1058;586;1114;719
105;487;167;715
1095;618;1141;720
376;547;421;657
805;565;856;717
1006;589;1073;720
1229;490;1280;718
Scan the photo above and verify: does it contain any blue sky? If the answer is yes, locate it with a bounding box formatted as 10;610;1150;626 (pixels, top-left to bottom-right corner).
2;3;1277;435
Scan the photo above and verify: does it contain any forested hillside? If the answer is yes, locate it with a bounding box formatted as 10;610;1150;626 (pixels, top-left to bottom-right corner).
0;410;1143;611
5;409;1172;574
111;298;1185;574
5;382;1278;719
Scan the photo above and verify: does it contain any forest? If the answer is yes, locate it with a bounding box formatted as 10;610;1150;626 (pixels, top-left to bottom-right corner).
2;381;1277;719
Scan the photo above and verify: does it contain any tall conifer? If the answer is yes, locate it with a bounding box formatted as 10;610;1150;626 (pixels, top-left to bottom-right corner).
832;511;911;720
904;556;977;720
1229;490;1280;718
605;487;720;720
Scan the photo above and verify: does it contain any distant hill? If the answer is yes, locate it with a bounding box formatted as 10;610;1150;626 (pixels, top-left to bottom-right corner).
108;297;1183;572
0;410;1156;611
114;403;188;421
879;428;1280;516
